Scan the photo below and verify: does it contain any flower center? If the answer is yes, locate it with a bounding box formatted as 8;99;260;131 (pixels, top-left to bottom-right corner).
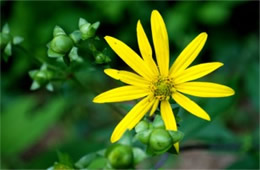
151;77;175;101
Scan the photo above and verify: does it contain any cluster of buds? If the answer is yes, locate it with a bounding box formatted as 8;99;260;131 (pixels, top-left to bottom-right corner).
79;18;100;40
47;26;82;65
46;18;111;66
135;115;184;154
0;23;23;61
29;64;55;91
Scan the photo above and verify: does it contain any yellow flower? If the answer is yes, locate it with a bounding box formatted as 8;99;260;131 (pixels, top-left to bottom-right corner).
93;10;235;152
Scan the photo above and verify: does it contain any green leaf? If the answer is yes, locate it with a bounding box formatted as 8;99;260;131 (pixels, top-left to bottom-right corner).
2;23;10;34
1;96;66;156
13;36;24;45
53;25;66;37
4;42;12;56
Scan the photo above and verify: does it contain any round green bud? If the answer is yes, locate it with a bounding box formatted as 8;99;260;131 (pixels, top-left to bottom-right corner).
0;33;12;47
149;129;172;152
50;35;73;54
80;23;96;40
95;53;104;64
106;144;133;169
34;70;53;85
136;129;152;144
135;120;149;133
80;23;91;33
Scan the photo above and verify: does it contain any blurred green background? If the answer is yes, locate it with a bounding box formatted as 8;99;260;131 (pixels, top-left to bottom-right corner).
1;1;259;169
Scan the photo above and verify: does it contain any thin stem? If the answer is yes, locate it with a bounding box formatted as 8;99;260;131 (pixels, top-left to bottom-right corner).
70;73;88;91
16;45;64;74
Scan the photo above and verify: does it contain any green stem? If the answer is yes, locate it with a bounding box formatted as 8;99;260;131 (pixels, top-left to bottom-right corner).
70;74;88;91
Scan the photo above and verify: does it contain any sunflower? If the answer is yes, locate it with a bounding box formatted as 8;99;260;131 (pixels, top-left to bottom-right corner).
93;10;235;152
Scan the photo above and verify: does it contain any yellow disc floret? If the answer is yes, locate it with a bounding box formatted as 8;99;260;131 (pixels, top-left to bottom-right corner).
151;77;175;101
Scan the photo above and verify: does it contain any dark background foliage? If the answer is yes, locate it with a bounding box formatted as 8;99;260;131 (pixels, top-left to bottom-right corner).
1;1;259;169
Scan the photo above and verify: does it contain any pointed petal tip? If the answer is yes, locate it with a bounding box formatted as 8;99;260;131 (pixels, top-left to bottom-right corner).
104;36;113;42
230;88;235;96
92;97;102;103
216;62;224;67
201;32;208;37
136;20;142;30
223;86;235;96
174;143;179;153
104;68;120;80
152;9;160;15
110;136;118;143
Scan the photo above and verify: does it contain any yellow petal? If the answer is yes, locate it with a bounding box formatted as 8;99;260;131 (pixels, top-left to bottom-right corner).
111;96;154;143
160;100;177;131
175;82;235;98
174;62;224;84
174;143;179;153
151;10;169;76
160;100;179;152
172;92;211;121
137;20;159;76
149;99;159;116
93;85;150;103
128;97;155;129
105;36;153;80
104;69;150;88
170;33;208;77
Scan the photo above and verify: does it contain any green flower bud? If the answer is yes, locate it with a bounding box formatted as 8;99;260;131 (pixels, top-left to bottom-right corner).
79;19;100;40
95;52;111;64
106;144;133;169
149;129;172;153
152;115;165;129
69;30;81;44
53;26;66;37
168;131;184;143
136;129;152;144
50;35;73;54
135;120;149;133
31;70;53;85
0;33;12;47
